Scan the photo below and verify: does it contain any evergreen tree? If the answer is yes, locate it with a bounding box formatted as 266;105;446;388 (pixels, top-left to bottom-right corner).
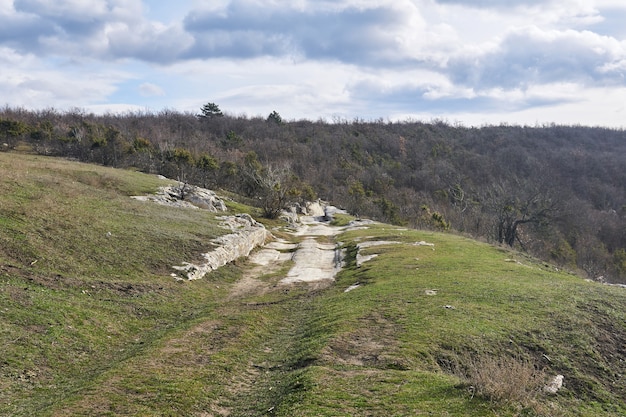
198;102;223;118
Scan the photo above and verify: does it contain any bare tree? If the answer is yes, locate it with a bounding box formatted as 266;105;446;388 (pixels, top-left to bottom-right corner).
486;181;560;248
241;152;297;218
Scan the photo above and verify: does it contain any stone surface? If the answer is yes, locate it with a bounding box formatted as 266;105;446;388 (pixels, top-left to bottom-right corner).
280;237;340;284
344;283;361;293
173;214;267;280
355;241;400;267
544;374;564;394
132;183;227;212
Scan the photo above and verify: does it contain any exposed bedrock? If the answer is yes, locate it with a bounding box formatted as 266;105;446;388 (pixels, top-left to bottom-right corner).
173;214;267;280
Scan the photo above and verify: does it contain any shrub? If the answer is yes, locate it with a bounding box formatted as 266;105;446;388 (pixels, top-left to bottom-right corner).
442;352;554;414
464;354;546;404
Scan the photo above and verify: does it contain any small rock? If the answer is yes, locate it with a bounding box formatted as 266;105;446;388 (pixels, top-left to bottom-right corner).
544;374;564;394
344;283;361;293
443;305;455;309
425;290;437;296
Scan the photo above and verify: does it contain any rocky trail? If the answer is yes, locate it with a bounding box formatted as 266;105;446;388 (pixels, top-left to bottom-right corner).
202;207;350;415
133;182;354;293
132;184;384;415
231;207;344;298
138;184;350;287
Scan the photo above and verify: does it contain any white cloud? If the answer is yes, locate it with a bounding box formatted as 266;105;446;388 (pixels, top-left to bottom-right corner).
158;57;357;118
0;44;130;109
432;0;546;9
0;67;123;108
447;26;626;89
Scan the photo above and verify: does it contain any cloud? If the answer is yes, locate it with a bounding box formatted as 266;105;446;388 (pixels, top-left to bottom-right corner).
0;42;130;109
158;57;358;118
14;0;112;34
0;8;56;50
346;76;579;118
0;0;195;63
447;26;626;90
183;0;421;65
1;0;144;57
431;0;607;31
105;21;193;63
0;66;123;108
138;82;165;97
433;0;546;8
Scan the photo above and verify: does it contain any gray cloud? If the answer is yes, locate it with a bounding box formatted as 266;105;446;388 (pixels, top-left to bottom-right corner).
0;11;56;51
105;23;193;64
0;0;192;64
183;2;413;65
0;0;126;57
1;0;624;80
13;0;114;37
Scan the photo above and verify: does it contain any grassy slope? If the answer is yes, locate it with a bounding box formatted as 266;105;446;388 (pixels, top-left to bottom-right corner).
295;227;626;416
0;153;236;415
1;152;625;416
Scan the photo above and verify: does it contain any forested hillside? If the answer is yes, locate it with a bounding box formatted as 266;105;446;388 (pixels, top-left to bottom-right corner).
2;106;625;283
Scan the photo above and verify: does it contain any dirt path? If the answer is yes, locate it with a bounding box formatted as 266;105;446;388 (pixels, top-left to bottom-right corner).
229;213;346;299
281;237;339;284
227;238;296;299
213;208;384;415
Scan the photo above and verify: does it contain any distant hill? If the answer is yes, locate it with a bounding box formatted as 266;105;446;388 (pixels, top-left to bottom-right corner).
1;153;625;416
1;107;625;286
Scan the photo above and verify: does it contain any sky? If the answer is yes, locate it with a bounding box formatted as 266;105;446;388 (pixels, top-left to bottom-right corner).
2;0;626;127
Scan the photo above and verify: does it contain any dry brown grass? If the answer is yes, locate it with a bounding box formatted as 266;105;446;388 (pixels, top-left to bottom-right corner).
465;354;546;404
442;352;561;415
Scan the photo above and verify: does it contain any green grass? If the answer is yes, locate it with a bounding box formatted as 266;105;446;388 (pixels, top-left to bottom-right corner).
284;225;626;416
0;154;235;416
1;152;625;416
330;213;355;227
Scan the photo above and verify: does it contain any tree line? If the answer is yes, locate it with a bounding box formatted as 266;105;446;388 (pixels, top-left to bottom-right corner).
1;105;625;283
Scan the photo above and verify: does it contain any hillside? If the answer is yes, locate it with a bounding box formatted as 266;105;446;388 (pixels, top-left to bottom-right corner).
1;107;625;284
1;152;626;416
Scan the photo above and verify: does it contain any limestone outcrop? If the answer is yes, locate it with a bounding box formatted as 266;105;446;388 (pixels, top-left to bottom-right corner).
132;183;227;212
132;182;266;280
172;214;268;280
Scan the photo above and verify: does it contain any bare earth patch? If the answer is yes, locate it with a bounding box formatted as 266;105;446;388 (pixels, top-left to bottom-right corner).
228;239;297;299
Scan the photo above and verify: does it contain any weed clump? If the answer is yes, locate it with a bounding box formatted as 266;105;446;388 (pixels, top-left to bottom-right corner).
442;352;557;415
464;355;546;403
